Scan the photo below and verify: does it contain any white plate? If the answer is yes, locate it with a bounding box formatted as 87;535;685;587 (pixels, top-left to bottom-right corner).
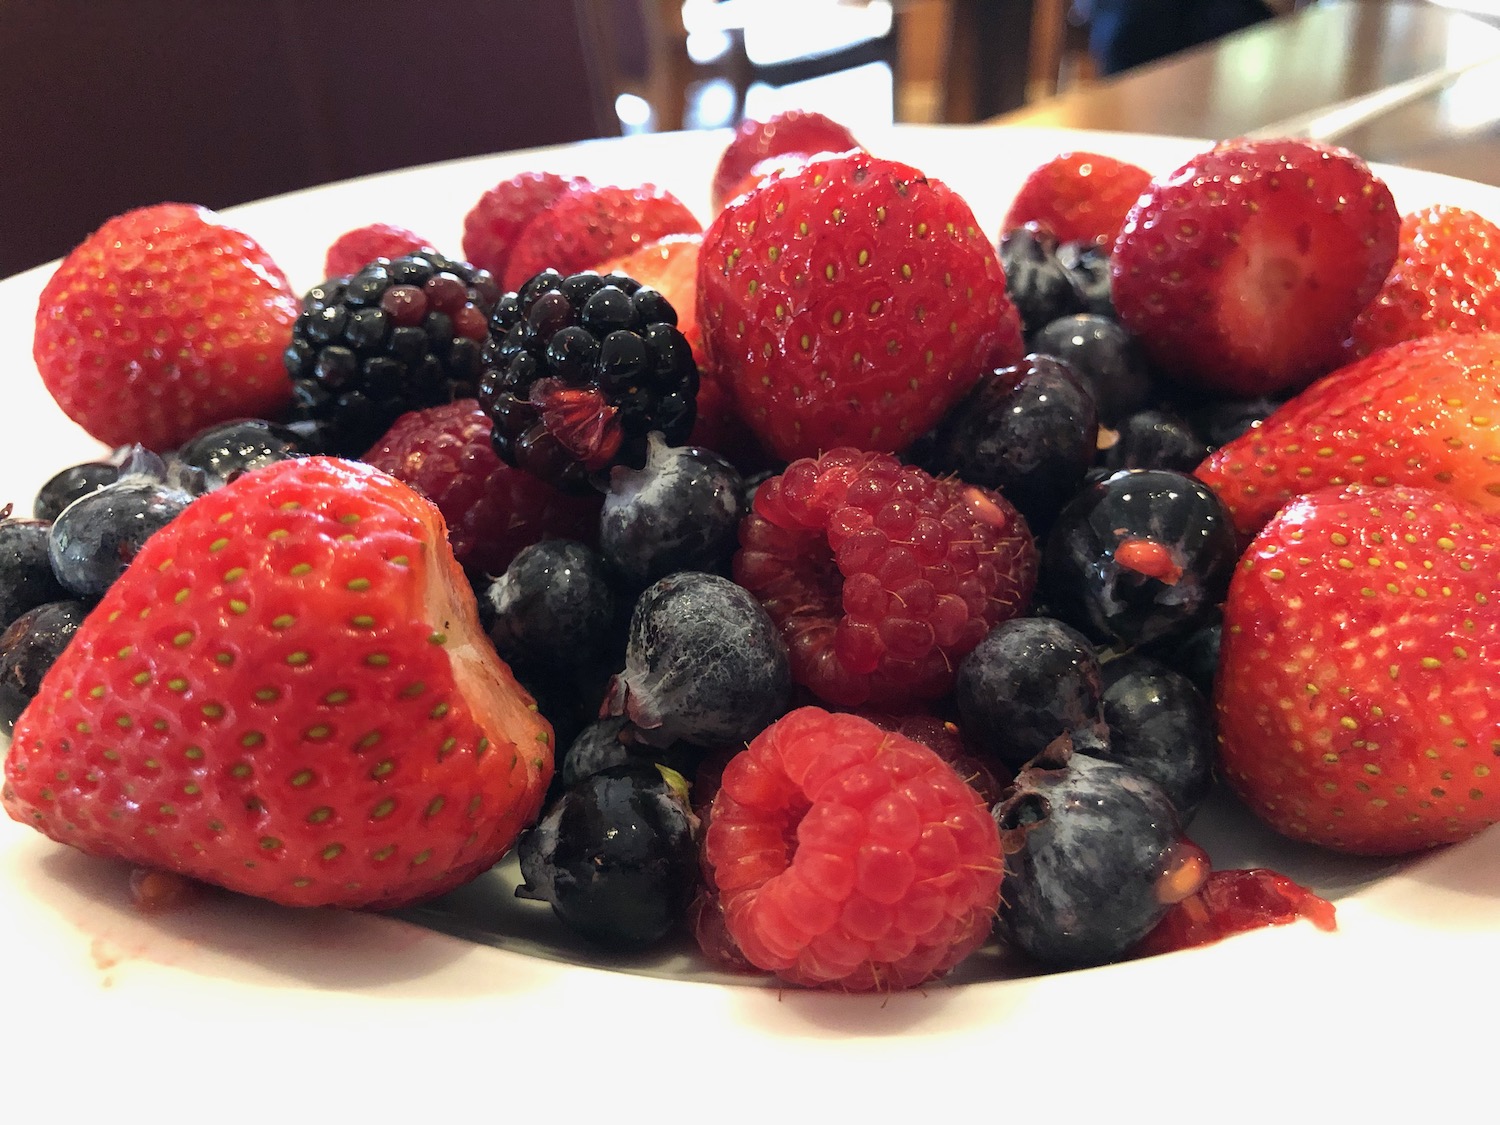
4;126;1500;1121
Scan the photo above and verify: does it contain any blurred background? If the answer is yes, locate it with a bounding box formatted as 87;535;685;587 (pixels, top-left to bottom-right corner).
5;0;1500;278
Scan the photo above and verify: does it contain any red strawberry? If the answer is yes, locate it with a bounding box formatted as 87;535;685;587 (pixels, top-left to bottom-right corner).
1215;481;1500;855
323;223;432;280
698;150;1023;463
716;153;815;213
709;110;861;214
1;457;553;909
34;202;298;451
363;400;603;578
1348;205;1500;357
501;182;701;293
1001;150;1152;246
461;170;587;282
1111;138;1400;397
1196;332;1500;545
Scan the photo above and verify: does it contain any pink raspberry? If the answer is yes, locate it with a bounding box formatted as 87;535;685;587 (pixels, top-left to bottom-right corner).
363;400;601;577
733;448;1037;708
461;170;587;282
323;223;432;279
702;706;1003;991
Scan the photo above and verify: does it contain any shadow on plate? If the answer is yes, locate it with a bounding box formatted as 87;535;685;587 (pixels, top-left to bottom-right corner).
29;845;526;998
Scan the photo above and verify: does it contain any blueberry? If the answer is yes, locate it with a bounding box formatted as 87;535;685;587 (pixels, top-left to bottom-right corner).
600;433;744;589
515;762;699;949
33;460;121;521
1057;239;1114;318
955;616;1109;773
0;599;88;734
484;540;618;673
0;517;70;630
557;715;699;789
1149;616;1221;700
1098;408;1210;473
921;355;1097;534
604;571;791;748
1097;653;1216;820
173;417;316;488
1032;313;1156;426
47;449;200;601
512;660;616;766
1184;394;1284;451
993;747;1207;967
1041;468;1238;647
1000;224;1084;336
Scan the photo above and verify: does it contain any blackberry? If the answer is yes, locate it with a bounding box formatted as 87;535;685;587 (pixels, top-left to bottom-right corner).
477;269;699;494
283;251;501;457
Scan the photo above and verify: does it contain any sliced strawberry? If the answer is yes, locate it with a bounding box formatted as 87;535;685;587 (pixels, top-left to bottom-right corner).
33;203;298;451
501;182;701;293
1195;331;1500;544
709;110;862;214
1002;151;1152;246
698;150;1022;463
1349;205;1500;357
2;457;553;910
1112;138;1400;398
1216;481;1500;855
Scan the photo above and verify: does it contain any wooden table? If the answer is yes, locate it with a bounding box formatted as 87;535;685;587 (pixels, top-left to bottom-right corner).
986;0;1500;185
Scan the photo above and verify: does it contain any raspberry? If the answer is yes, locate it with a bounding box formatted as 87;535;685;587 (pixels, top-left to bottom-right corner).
363;399;602;577
501;182;702;293
732;448;1037;708
323;223;432;280
461;171;587;282
702;707;1003;991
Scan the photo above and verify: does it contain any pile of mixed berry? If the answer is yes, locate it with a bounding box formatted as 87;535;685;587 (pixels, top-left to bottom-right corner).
5;110;1500;991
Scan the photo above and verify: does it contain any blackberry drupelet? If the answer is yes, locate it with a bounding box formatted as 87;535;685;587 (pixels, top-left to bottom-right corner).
283;251;501;456
477;269;699;494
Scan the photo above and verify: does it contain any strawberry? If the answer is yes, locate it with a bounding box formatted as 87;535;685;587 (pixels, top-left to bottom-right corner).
1215;481;1500;855
1348;205;1500;357
461;170;587;283
1195;332;1500;545
323;222;432;280
1;457;553;910
33;202;299;452
715;153;816;214
501;182;701;293
1111;138;1400;398
1001;150;1152;246
697;150;1023;463
709;110;861;214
